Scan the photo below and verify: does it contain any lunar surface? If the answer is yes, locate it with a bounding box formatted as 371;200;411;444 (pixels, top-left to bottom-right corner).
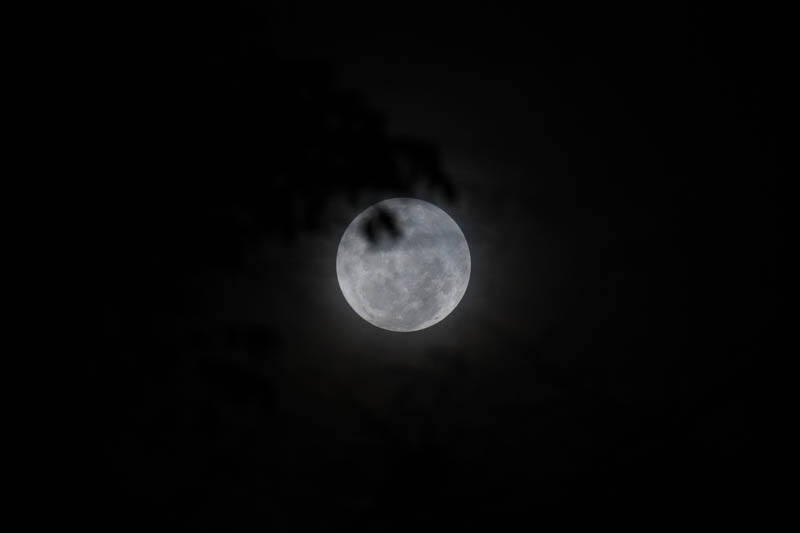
336;198;470;332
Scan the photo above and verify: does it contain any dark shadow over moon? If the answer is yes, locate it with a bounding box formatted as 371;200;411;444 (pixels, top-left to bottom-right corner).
360;206;404;250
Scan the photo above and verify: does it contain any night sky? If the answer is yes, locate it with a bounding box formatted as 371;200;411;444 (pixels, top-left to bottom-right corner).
85;2;784;528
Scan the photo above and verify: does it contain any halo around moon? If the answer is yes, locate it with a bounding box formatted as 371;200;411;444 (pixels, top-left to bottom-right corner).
336;198;470;332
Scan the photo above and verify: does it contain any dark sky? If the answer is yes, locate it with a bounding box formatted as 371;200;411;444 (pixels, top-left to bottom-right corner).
86;2;784;528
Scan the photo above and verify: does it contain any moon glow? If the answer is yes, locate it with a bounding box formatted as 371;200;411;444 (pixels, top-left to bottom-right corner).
336;198;470;332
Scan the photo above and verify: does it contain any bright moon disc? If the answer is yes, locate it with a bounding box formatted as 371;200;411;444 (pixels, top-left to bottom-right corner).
336;198;470;332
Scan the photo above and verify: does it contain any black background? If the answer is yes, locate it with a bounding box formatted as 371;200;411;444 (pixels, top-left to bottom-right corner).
82;1;784;528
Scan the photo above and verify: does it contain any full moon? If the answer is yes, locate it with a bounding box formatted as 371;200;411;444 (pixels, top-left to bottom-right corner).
336;198;471;332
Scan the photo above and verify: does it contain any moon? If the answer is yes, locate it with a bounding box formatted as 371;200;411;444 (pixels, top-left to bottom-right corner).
336;198;470;332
